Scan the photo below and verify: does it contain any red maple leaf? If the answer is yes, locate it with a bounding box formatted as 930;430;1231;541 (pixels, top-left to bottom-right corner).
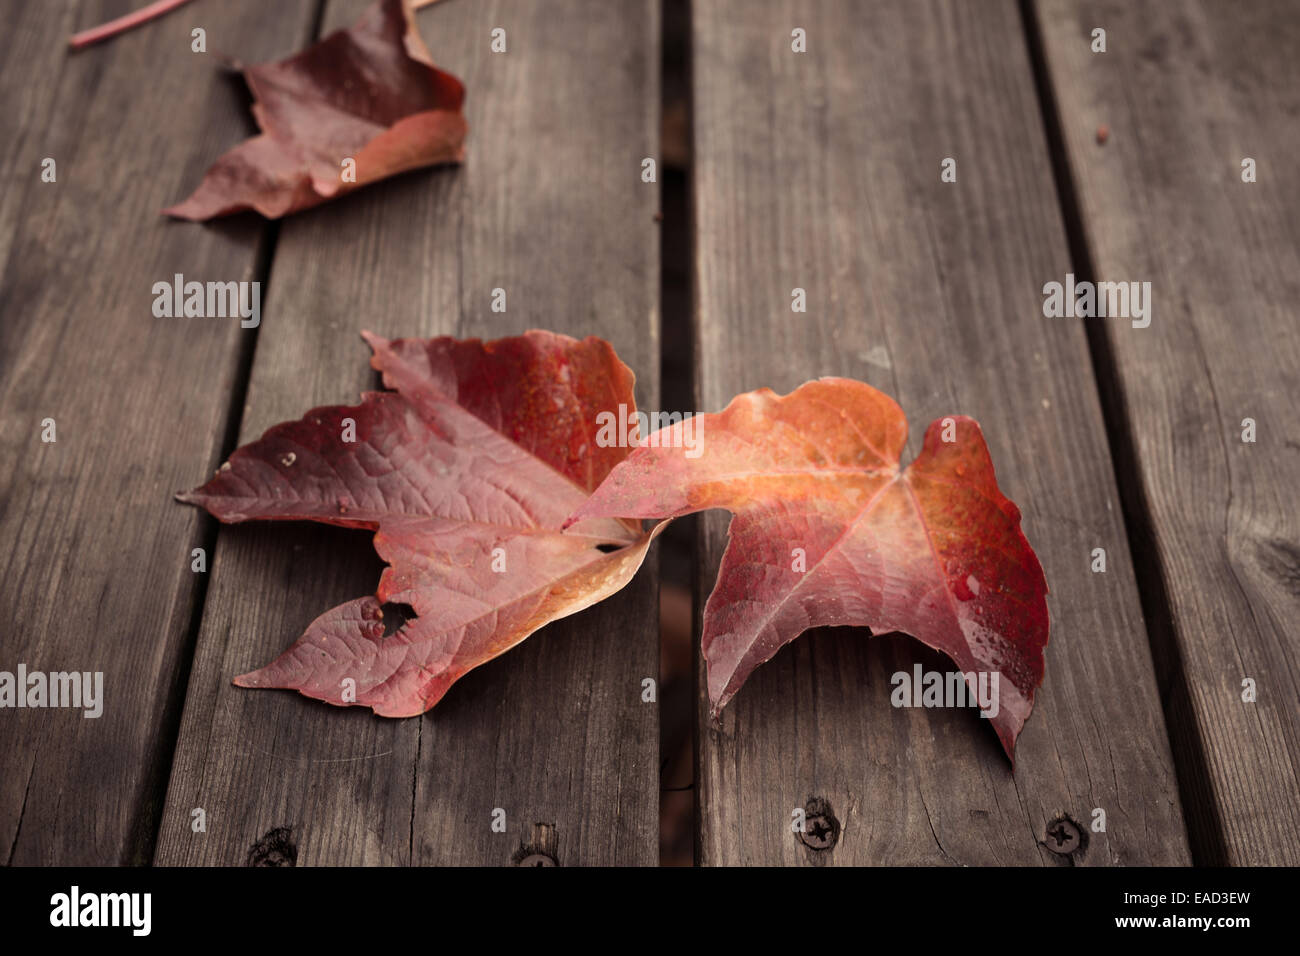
179;331;659;715
569;379;1049;760
165;0;466;220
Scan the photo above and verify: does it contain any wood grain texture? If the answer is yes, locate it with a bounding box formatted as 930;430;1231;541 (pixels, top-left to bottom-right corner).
1034;0;1300;864
690;0;1189;865
0;0;317;864
154;0;661;866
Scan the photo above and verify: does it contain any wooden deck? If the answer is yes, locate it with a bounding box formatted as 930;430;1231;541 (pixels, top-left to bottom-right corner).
1;0;1296;866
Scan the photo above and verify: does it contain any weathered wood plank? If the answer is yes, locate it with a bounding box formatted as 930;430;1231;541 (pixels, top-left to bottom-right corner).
690;0;1188;865
0;0;317;864
155;0;660;866
1033;0;1300;864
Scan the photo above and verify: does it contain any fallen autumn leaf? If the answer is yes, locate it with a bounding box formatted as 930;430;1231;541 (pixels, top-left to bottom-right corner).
569;378;1049;760
165;0;466;221
179;330;660;715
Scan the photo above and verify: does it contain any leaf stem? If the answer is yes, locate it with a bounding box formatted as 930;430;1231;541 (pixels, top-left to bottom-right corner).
71;0;448;52
69;0;198;51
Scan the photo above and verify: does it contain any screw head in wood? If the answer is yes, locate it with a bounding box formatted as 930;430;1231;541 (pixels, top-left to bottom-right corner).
1045;816;1081;854
796;797;841;852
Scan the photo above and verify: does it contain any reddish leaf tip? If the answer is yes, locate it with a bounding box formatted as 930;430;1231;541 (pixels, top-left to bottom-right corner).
174;487;213;507
160;202;199;221
360;329;390;354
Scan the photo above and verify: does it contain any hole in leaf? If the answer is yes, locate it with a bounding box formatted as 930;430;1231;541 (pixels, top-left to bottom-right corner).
379;601;416;638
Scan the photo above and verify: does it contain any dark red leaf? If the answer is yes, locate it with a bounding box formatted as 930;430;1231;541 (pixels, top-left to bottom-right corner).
179;331;658;716
165;0;466;221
